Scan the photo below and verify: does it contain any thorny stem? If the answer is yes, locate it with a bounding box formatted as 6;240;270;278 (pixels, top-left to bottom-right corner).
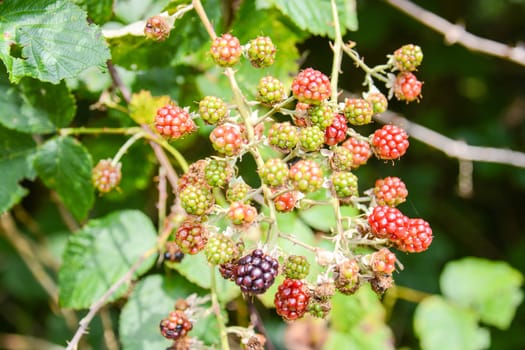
192;0;280;248
330;0;343;102
278;232;318;253
157;166;168;233
210;266;230;350
65;247;157;350
255;96;295;125
341;45;390;84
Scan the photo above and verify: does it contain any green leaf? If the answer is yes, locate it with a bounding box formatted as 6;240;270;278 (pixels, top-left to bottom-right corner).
326;286;394;350
259;0;358;38
58;210;157;309
73;0;114;24
0;0;110;83
0;78;76;133
33;136;94;220
299;203;358;232
414;296;491;350
119;274;222;349
0;125;37;213
440;257;524;329
168;252;240;303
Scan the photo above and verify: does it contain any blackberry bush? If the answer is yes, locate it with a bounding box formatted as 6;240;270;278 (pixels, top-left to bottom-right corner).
15;2;520;350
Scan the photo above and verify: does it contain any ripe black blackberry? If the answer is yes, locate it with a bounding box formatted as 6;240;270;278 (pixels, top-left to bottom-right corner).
234;249;279;294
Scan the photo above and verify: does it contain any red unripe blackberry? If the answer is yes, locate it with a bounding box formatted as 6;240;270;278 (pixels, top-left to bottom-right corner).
368;205;409;241
234;249;279;295
341;137;372;169
259;158;289;187
274;278;310;321
329;146;354;171
210;123;245;156
308;103;335;129
267;122;299;152
256;76;286;105
227;202;258;226
343;98;374;126
370;248;397;274
226;181;252;203
180;183;214;216
292;68;331;105
144;15;170;41
159;310;193;340
373;176;408;207
366;91;388;114
154;104;196;139
210;33;242;67
247;36;276;68
392;44;423;72
92;159;122;193
298;126;325;152
288;159;324;193
273;190;297;213
174;220;208;255
393;72;423;102
371;124;409;160
324;113;348;146
283;255;310;279
397;218;433;253
199;96;228;125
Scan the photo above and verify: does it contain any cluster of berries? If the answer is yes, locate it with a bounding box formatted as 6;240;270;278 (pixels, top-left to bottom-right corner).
107;31;434;335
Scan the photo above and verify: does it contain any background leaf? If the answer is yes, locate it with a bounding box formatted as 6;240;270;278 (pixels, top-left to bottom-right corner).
0;0;110;83
58;210;157;309
167;252;240;303
325;286;395;350
440;257;524;329
73;0;115;24
0;126;37;213
257;0;358;38
414;296;491;350
119;274;223;349
33;136;94;220
0;78;76;133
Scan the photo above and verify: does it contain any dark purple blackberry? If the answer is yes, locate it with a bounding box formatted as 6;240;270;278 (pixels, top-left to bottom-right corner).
219;260;238;281
234;249;279;295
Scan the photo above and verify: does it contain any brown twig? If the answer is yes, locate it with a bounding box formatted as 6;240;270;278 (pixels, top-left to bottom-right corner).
100;307;119;350
65;247;156;350
376;111;525;168
385;0;525;67
107;60;131;104
50;191;80;232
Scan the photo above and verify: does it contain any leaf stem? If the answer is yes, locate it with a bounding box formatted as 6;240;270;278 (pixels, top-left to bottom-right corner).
60;127;141;136
210;266;230;350
111;131;146;166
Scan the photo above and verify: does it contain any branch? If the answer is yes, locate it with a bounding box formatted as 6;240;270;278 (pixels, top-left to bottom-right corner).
65;247;156;350
0;333;64;350
376;111;525;168
384;0;525;67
